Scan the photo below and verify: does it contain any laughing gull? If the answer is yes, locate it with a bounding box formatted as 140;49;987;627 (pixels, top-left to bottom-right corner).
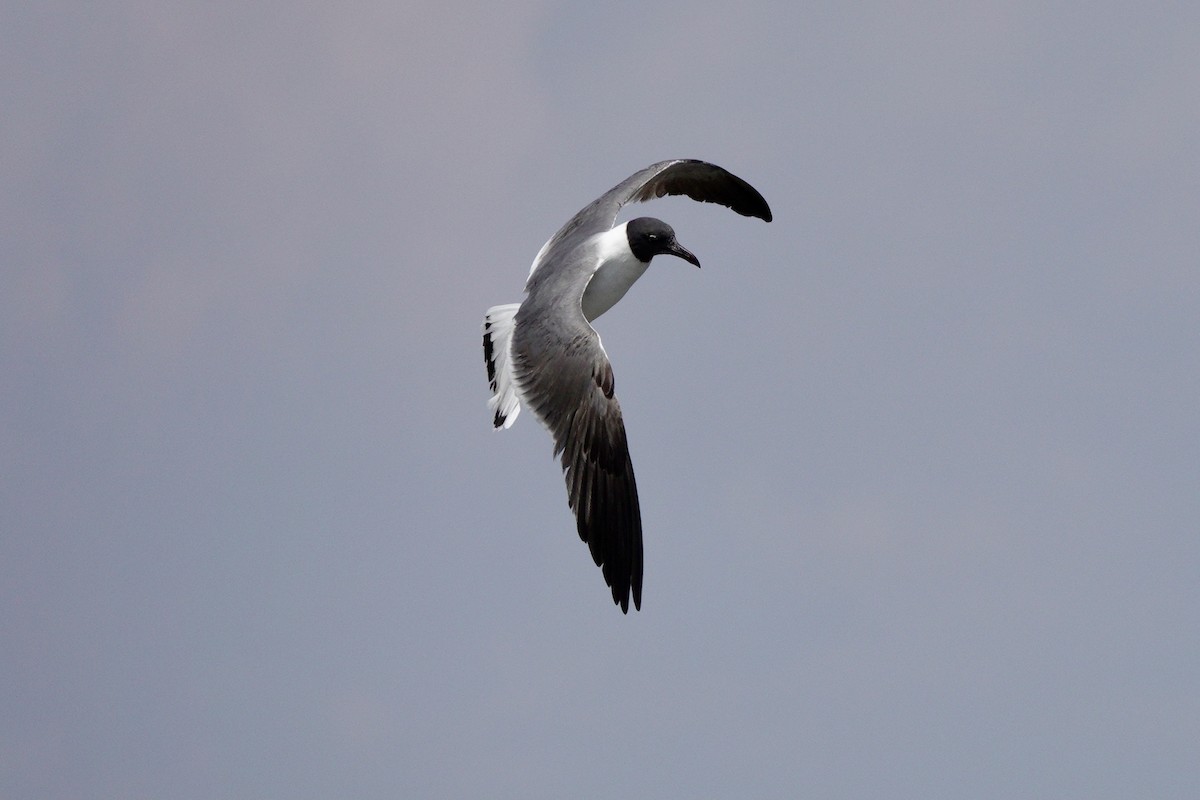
482;159;771;612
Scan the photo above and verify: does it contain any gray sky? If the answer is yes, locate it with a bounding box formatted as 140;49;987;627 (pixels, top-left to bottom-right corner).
3;2;1198;797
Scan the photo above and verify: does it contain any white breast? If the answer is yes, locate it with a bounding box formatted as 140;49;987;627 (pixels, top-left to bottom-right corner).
580;224;648;322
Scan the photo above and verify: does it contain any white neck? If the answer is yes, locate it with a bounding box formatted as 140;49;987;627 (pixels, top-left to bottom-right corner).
580;223;649;322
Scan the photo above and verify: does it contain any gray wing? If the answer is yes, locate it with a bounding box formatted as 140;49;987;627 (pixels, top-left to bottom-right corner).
510;307;643;612
536;159;773;267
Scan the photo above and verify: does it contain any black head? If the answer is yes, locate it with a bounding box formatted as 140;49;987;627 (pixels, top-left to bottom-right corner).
625;217;700;267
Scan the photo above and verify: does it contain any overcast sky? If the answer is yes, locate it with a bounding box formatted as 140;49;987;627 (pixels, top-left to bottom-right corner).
3;2;1198;798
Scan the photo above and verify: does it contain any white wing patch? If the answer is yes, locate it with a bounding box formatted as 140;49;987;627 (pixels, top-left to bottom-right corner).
482;303;522;429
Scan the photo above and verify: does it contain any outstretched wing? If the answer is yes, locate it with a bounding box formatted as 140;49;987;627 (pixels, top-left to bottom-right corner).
529;159;773;282
510;308;643;612
619;159;774;222
505;159;770;611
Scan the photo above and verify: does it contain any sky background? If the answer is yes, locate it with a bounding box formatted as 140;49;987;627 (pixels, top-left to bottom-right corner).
3;2;1198;797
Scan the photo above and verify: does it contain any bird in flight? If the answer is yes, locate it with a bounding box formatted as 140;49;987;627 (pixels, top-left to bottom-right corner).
482;159;771;612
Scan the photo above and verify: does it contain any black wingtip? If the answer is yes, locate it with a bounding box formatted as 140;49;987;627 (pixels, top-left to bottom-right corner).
718;167;772;223
731;178;772;223
610;571;641;613
639;159;773;223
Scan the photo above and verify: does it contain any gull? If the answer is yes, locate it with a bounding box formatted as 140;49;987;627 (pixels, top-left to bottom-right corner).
482;159;771;612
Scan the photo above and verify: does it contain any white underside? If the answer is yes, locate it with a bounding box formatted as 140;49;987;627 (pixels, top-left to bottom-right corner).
580;225;649;322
